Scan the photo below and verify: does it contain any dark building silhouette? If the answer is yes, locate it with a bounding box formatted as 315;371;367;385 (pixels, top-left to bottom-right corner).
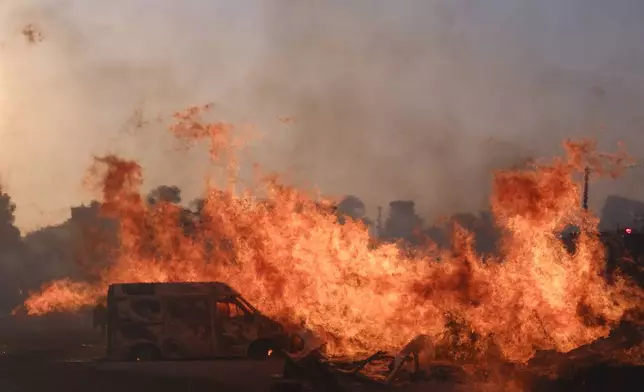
422;211;499;257
599;195;644;231
563;194;644;287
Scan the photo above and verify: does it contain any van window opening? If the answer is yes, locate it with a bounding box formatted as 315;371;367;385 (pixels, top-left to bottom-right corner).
236;296;258;313
215;301;247;319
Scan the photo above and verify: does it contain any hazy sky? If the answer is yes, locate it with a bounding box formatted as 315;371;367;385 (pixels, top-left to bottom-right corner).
1;0;644;233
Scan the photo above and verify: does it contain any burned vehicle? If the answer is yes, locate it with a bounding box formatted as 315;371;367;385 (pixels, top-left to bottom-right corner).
105;281;290;361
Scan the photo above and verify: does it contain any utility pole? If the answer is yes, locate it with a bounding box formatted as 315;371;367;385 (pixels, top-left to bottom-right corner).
581;162;643;211
583;166;590;211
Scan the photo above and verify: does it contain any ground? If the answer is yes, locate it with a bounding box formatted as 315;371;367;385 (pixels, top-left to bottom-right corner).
0;314;282;392
0;353;283;392
1;314;642;391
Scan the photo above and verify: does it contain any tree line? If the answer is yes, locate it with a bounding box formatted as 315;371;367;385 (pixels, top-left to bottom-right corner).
0;184;507;314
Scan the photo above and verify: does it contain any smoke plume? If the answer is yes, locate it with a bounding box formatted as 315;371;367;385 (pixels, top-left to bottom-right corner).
1;0;644;232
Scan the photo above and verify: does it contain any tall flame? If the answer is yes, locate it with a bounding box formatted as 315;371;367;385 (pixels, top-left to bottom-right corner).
21;106;643;363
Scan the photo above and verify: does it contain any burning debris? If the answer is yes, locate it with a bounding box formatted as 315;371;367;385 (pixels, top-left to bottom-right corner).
271;334;447;391
271;333;518;391
273;323;644;391
22;24;44;44
279;116;296;124
17;105;644;383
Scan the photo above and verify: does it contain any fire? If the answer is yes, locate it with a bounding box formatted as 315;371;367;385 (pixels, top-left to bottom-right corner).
20;106;643;363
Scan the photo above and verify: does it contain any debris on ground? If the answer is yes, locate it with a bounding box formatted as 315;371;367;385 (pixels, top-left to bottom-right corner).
271;322;644;391
271;334;468;391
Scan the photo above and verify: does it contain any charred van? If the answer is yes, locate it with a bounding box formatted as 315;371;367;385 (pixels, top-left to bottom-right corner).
106;282;290;361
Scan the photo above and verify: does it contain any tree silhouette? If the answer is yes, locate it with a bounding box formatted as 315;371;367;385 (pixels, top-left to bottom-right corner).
146;185;182;205
68;201;117;281
0;187;23;312
190;198;206;214
0;186;20;245
383;200;423;244
336;195;375;230
450;211;499;256
337;195;365;220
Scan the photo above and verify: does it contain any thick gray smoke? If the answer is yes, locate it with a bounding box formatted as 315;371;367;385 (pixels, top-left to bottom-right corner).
1;0;644;233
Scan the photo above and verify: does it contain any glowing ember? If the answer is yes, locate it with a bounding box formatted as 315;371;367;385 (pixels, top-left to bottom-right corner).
20;106;644;363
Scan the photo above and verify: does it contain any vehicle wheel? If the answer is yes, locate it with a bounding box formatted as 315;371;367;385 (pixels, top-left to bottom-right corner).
129;344;161;362
247;339;276;360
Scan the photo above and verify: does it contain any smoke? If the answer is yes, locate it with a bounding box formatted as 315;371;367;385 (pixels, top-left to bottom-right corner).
247;0;644;220
2;0;644;232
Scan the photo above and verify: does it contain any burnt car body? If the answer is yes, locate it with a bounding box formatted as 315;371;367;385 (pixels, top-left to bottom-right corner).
106;281;290;361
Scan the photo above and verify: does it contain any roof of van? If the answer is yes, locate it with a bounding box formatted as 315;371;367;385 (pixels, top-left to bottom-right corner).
108;281;240;296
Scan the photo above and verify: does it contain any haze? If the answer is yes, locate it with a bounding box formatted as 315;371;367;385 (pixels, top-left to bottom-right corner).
1;0;644;233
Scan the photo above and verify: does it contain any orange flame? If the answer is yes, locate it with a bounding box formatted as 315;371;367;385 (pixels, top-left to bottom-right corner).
21;106;643;363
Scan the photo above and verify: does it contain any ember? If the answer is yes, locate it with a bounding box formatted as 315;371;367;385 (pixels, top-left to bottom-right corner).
21;105;644;366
